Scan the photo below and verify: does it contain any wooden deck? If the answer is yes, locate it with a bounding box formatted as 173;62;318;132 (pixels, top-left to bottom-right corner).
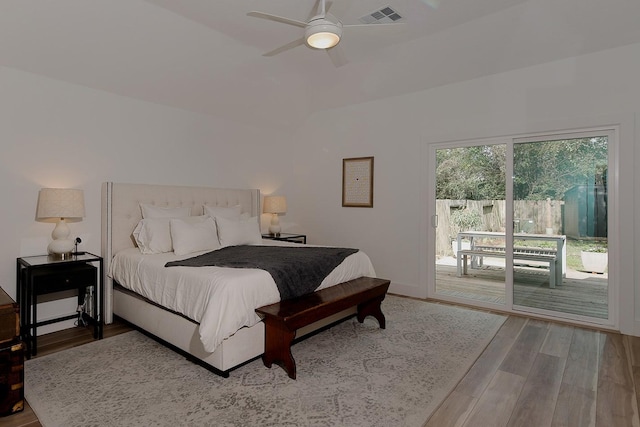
435;261;608;319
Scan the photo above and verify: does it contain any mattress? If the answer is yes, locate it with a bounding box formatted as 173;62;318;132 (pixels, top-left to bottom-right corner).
109;239;376;353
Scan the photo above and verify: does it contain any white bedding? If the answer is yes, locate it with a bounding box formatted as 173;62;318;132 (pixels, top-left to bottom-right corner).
109;239;376;353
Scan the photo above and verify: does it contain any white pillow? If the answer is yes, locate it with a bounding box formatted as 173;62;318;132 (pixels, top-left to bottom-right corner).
203;204;242;220
132;218;173;254
170;216;220;256
216;216;262;247
141;203;191;219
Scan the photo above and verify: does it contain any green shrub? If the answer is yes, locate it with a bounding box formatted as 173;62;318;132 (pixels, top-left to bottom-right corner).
450;208;483;238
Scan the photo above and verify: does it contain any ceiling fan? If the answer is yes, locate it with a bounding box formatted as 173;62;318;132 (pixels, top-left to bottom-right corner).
247;0;403;67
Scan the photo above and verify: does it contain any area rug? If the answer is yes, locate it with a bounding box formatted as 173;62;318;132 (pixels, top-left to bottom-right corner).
24;296;506;427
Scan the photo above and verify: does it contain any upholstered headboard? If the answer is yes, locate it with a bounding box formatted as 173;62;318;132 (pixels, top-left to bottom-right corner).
101;182;261;323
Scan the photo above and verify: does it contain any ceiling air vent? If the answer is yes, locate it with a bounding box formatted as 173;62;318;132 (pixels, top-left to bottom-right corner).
359;6;403;24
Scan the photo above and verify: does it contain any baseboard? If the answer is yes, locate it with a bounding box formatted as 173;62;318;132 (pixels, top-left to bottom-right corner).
389;281;426;299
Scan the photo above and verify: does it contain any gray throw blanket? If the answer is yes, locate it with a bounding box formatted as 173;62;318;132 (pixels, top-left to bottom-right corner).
165;245;359;300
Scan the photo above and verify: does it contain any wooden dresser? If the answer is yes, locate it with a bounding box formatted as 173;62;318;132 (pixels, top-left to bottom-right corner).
0;287;24;416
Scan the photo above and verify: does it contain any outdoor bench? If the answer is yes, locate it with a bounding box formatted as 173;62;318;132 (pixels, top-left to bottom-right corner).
457;245;559;288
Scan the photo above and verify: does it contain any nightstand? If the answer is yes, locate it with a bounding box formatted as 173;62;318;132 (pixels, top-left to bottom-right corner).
262;233;307;244
17;252;103;358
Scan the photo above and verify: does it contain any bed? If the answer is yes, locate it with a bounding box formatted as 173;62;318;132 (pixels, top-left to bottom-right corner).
100;182;376;376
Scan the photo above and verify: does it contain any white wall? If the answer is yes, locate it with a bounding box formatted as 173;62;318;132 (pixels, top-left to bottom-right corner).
290;42;640;335
0;67;294;332
4;42;640;336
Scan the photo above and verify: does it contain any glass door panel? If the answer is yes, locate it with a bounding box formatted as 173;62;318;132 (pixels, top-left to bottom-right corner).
512;135;609;320
434;144;507;306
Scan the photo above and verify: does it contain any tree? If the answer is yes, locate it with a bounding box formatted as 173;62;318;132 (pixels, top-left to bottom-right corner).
513;137;607;200
436;137;607;201
436;145;505;200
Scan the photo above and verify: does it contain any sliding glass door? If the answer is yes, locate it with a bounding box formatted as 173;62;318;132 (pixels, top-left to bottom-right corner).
512;132;610;321
433;143;507;307
430;129;613;326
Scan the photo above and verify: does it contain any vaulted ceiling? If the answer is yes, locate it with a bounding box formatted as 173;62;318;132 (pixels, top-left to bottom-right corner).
1;0;639;130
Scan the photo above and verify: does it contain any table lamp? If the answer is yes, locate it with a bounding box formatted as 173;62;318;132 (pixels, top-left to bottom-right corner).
263;195;287;236
36;188;85;259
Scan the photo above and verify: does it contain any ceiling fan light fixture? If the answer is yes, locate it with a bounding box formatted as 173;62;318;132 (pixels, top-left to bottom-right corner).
305;20;342;49
307;31;340;49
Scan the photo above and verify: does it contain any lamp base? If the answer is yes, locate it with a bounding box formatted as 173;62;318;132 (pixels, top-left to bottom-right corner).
48;237;75;258
268;227;281;237
48;251;74;260
47;219;75;259
269;214;281;236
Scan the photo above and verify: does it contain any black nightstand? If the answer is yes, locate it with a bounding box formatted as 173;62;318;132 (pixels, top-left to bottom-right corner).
262;233;307;244
16;252;103;358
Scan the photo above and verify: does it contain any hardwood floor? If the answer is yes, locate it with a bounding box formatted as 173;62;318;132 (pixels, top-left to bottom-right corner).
425;312;640;427
5;310;640;427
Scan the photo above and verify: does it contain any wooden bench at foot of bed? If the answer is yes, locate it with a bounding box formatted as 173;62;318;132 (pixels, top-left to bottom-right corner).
255;276;390;379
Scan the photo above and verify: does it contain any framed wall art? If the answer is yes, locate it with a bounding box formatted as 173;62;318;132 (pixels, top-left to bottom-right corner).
342;156;374;208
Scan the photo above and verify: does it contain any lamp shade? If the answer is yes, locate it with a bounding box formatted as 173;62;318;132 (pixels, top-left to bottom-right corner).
36;188;85;221
263;195;287;214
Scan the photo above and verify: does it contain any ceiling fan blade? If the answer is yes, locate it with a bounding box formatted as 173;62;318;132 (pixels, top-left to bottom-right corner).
247;11;307;28
326;0;353;20
325;1;334;15
327;44;348;67
263;37;306;57
307;0;332;20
